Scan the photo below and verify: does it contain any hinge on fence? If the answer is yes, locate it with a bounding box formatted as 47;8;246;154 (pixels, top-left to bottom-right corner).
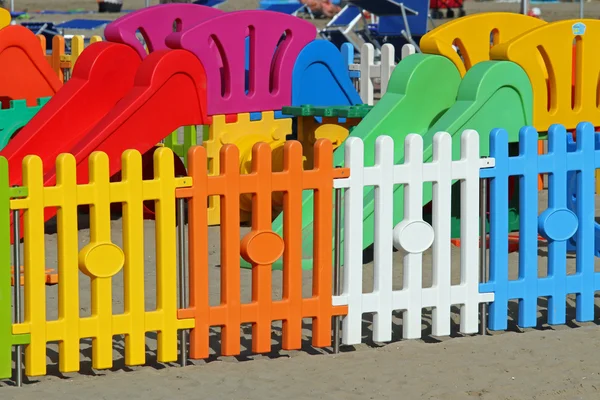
9;186;28;199
480;158;495;169
333;167;350;179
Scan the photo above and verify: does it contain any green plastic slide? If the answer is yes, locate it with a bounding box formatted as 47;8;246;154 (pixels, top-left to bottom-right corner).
267;54;533;269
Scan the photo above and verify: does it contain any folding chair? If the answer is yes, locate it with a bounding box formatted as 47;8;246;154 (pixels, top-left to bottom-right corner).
351;0;428;55
259;1;314;18
54;19;112;31
319;4;362;51
193;0;227;7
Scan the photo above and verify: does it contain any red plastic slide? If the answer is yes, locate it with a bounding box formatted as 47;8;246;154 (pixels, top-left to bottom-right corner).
1;42;142;186
0;25;62;107
65;49;207;182
29;49;207;222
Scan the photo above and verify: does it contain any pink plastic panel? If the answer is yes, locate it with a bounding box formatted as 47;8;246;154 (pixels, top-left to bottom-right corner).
105;3;224;59
166;10;316;115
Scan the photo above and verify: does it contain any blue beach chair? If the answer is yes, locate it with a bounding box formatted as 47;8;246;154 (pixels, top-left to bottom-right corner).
259;1;313;18
350;0;429;57
319;4;362;51
192;0;227;7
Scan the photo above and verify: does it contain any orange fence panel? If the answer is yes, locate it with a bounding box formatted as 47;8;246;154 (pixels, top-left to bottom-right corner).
177;140;348;359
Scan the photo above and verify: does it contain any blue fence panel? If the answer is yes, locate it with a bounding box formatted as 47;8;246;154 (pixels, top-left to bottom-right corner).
480;123;598;330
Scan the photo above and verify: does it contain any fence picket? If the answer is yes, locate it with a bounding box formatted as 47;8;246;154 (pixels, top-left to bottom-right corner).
333;137;365;345
573;123;596;321
430;132;453;336
55;154;80;372
398;134;427;339
353;43;414;105
480;129;511;331
372;136;394;341
458;130;485;332
517;127;540;327
359;43;375;106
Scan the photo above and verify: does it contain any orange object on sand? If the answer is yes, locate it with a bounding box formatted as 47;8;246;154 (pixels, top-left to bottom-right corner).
0;25;62;108
451;233;546;253
11;266;58;286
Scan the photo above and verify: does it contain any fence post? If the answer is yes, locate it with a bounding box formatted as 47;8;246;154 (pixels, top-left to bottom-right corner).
332;183;342;353
0;158;29;382
177;197;187;367
479;177;488;335
359;43;375;105
0;157;12;380
380;44;395;99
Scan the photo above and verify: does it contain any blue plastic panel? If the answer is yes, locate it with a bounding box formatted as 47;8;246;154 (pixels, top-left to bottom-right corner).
292;40;361;107
480;123;598;330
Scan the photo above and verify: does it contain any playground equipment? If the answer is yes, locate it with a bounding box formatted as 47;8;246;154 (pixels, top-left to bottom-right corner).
38;34;103;82
269;13;599;268
0;25;62;107
1;4;361;227
3;10;600;386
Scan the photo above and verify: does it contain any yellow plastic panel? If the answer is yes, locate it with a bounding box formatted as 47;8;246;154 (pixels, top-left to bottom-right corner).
11;148;194;377
491;19;600;131
70;35;85;72
297;116;359;169
204;112;291;225
0;9;10;30
420;12;546;76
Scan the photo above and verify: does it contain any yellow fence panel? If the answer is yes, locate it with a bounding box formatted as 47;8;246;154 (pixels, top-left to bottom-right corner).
11;148;194;377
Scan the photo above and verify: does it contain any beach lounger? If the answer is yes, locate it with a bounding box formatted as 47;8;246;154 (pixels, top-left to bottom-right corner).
192;0;227;7
319;4;362;51
350;0;427;54
259;1;313;18
55;19;112;31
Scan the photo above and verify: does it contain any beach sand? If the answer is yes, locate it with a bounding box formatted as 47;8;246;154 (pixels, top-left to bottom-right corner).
3;1;600;399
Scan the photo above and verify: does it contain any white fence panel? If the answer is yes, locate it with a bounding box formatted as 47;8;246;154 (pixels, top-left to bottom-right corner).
332;131;495;344
355;43;415;105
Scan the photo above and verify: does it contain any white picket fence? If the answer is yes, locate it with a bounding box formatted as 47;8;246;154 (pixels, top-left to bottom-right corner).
348;43;416;106
332;131;495;344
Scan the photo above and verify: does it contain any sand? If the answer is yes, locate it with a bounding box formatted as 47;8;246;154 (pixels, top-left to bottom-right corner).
2;0;600;398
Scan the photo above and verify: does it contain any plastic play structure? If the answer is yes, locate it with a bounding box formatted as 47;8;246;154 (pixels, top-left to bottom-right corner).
1;4;361;224
0;24;62;108
269;13;599;267
4;7;600;385
2;8;597;262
